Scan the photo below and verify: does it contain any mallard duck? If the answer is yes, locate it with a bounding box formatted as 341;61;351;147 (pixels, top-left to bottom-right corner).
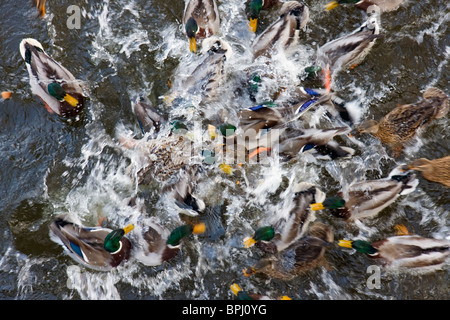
338;235;450;270
224;122;355;163
160;169;206;216
19;38;86;117
243;222;334;280
183;0;220;53
251;1;309;59
351;87;449;157
32;0;46;17
230;283;291;300
167;37;232;104
402;156;450;187
132;97;165;136
133;220;205;266
238;87;330;132
248;0;282;33
325;0;405;13
244;182;325;253
49;214;134;271
119;120;195;184
264;126;355;160
306;12;382;90
310;170;418;220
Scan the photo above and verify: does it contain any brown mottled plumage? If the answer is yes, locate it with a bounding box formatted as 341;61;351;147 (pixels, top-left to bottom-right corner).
243;222;333;281
404;156;450;187
353;87;449;157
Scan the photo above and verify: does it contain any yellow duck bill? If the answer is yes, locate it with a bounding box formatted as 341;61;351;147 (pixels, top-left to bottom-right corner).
310;202;325;211
325;1;340;11
189;37;197;53
338;239;353;248
243;236;257;248
249;18;258;32
123;224;135;234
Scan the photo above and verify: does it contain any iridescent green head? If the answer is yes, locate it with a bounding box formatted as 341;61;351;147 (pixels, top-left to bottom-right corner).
244;226;275;248
219;123;236;137
48;83;67;100
48;82;79;107
185;17;199;53
310;196;346;211
249;0;263;19
103;224;134;253
249;0;263;32
338;239;378;255
166;223;206;247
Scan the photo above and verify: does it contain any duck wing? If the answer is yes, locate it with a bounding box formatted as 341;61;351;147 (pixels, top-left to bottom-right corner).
49;215;114;270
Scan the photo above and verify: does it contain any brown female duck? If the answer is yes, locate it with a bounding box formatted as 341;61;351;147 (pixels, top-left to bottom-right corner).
402;156;450;187
351;87;449;157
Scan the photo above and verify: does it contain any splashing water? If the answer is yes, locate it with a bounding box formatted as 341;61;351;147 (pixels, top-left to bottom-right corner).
0;0;448;300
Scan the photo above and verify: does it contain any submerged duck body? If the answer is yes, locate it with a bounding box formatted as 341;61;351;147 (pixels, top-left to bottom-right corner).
251;1;309;59
49;214;134;271
20;38;86;118
352;87;449;157
230;283;290;300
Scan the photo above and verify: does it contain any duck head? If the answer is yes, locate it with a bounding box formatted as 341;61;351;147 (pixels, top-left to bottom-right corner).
310;196;346;211
103;224;134;253
249;0;263;32
47;83;80;107
349;119;379;137
338;239;378;255
166;223;206;247
243;226;275;248
185;17;199;53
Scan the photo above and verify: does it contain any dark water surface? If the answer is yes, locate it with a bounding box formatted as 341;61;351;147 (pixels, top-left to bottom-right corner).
0;0;448;300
